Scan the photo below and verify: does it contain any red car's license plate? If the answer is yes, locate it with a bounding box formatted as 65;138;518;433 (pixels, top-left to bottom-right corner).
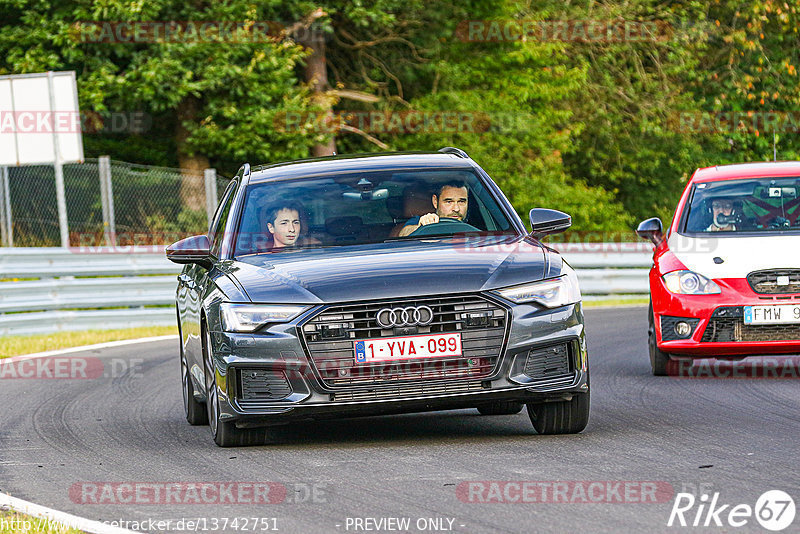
354;332;462;364
744;304;800;325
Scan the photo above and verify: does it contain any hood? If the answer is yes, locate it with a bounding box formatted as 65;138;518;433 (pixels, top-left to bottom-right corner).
225;237;551;304
668;232;800;279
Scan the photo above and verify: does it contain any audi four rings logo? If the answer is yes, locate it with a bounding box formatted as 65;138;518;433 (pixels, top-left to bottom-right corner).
376;306;434;328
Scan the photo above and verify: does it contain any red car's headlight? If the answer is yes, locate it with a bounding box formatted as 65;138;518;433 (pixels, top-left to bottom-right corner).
662;270;721;295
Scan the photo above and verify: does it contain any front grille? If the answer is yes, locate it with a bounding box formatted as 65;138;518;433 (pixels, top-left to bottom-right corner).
332;380;486;402
523;343;573;381
236;368;292;404
701;307;800;342
301;295;508;388
748;269;800;294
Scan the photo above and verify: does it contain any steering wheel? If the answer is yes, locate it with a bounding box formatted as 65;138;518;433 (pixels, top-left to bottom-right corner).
408;217;480;236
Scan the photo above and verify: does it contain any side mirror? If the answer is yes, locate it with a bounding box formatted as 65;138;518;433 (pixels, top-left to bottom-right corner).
636;217;664;245
529;208;572;239
166;235;212;269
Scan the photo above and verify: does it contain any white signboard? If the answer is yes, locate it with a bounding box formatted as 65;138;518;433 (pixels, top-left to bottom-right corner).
0;71;84;166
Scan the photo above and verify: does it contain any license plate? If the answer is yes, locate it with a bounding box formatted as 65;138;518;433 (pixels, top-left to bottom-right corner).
744;304;800;325
354;332;462;364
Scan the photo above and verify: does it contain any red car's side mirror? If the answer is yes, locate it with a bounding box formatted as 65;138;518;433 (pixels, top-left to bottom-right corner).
636;217;664;246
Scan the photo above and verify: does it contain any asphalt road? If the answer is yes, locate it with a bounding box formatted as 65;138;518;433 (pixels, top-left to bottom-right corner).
1;307;798;534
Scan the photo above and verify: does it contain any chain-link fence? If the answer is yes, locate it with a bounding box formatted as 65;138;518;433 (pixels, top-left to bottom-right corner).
0;157;231;247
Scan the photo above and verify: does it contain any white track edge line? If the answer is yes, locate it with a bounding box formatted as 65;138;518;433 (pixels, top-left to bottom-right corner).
2;336;178;363
0;492;142;534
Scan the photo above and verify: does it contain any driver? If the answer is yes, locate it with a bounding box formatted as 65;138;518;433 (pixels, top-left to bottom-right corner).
706;198;737;232
398;181;469;237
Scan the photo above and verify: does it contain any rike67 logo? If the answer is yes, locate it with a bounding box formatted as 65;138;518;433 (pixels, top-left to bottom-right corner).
668;490;795;531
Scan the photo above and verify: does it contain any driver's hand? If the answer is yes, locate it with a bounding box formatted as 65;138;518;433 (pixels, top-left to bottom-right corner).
419;213;439;226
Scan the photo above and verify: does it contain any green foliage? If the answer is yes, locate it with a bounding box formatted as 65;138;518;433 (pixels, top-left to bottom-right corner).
145;207;207;236
2;0;797;236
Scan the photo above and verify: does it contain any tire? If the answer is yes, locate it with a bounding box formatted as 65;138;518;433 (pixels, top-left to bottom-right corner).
648;301;671;376
477;401;524;416
526;391;590;434
203;324;261;447
181;342;208;426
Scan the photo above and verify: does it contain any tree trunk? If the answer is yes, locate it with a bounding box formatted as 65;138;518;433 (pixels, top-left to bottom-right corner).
302;32;336;157
175;97;209;211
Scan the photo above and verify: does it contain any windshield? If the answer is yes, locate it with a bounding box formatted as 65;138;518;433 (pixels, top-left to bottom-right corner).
682;177;800;235
233;168;515;256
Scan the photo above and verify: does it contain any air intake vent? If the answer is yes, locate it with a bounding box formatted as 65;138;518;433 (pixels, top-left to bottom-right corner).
238;369;292;402
701;306;800;342
523;343;572;381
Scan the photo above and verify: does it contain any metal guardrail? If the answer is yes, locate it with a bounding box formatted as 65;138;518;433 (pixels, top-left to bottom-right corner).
0;244;654;336
0;247;181;336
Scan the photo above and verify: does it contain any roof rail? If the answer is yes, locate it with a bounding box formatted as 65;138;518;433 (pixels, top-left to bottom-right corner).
438;146;469;159
241;163;251;178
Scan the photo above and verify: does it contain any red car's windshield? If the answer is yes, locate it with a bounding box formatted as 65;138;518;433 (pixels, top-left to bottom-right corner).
682;177;800;234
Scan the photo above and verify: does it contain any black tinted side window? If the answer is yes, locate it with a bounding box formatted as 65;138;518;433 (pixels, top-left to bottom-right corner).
210;182;237;257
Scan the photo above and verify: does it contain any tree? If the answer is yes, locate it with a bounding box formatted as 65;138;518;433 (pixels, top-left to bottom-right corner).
0;0;320;208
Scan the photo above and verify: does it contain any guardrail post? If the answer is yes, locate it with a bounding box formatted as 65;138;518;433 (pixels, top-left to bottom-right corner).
0;166;12;247
98;156;116;246
204;168;218;227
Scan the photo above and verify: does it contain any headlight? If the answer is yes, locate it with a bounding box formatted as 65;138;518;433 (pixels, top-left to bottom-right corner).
662;270;721;295
219;303;309;332
493;265;582;308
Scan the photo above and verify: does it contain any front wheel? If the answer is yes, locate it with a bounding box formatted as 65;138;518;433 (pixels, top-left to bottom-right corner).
526;391;590;434
181;343;208;426
648;302;671;376
203;325;261;447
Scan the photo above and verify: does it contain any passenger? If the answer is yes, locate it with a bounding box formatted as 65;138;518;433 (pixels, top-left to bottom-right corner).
398;181;469;237
264;201;319;249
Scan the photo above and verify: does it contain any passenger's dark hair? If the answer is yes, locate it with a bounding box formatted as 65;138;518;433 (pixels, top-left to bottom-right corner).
264;200;305;228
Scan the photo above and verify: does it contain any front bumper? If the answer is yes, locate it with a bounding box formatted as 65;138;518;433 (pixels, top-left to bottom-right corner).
653;276;800;357
202;299;588;428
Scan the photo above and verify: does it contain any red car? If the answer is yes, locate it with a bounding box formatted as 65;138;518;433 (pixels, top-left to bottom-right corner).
637;162;800;375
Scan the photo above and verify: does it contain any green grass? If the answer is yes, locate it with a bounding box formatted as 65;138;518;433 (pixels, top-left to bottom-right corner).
0;510;85;534
0;326;177;358
582;297;649;308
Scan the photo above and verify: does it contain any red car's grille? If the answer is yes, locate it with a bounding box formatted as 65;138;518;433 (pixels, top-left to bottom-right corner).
747;269;800;295
300;295;508;388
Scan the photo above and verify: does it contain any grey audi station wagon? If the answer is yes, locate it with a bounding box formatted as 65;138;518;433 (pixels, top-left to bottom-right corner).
167;147;589;446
